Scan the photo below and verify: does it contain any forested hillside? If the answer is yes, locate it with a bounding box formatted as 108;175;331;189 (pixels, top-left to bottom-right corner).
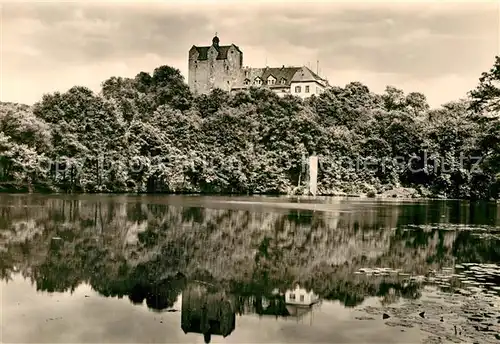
1;56;499;199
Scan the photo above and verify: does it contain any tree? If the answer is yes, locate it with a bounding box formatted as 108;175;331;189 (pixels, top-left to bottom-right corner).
469;55;500;116
405;92;429;116
151;65;193;111
382;86;406;111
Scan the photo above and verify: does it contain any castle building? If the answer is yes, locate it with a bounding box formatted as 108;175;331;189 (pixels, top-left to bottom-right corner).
188;35;330;98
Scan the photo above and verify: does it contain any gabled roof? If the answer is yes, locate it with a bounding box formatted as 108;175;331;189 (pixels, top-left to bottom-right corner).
232;65;328;90
191;44;242;61
290;66;327;83
306;66;326;82
260;67;301;86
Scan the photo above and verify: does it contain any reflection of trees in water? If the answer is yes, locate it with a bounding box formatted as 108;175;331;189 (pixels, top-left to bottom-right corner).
0;196;498;310
125;276;186;311
453;231;500;263
298;263;422;307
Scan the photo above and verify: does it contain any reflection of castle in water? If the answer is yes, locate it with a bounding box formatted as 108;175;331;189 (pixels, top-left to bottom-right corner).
181;283;322;342
245;285;321;322
284;285;321;321
181;282;237;343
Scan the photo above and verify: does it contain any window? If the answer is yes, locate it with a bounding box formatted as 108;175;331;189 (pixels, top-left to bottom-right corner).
305;86;310;93
268;79;275;85
281;78;287;85
300;295;305;302
254;77;262;85
295;86;301;93
289;294;296;300
243;78;250;85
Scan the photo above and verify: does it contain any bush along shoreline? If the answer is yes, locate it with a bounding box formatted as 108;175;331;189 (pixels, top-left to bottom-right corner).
1;57;500;200
0;181;426;199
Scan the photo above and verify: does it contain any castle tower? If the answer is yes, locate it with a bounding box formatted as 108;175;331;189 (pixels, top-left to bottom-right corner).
188;35;243;95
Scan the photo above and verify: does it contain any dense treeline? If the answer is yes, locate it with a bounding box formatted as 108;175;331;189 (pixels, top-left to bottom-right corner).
1;57;499;198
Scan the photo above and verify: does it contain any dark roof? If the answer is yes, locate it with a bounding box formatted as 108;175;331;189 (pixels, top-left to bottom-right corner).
261;67;301;85
193;45;242;61
303;66;326;82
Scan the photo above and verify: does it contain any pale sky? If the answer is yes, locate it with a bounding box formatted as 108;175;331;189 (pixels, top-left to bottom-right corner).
1;1;499;108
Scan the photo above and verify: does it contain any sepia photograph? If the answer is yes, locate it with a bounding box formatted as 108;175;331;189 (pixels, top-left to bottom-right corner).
0;0;500;343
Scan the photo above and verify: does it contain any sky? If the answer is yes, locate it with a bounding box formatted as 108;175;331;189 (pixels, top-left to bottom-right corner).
1;0;499;108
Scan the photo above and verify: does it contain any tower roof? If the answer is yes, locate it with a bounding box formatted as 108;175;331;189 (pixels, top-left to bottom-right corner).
191;44;242;61
191;34;242;60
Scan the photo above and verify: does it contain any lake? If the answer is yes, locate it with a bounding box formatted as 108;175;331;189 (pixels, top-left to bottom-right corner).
1;194;500;343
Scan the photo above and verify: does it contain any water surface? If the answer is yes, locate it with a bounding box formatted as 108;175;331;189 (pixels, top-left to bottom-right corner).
1;195;500;343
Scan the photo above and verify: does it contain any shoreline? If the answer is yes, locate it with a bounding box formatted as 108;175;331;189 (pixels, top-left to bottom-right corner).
0;189;497;204
0;182;498;202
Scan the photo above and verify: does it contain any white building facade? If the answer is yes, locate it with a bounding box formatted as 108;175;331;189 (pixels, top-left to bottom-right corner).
285;285;320;305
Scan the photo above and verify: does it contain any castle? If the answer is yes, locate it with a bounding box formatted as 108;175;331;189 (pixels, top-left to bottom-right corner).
188;35;330;98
